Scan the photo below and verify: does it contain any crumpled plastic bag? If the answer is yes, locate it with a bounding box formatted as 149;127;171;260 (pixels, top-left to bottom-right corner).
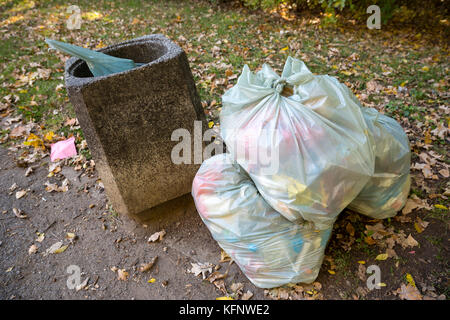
220;56;375;230
192;153;332;288
50;136;77;162
46;39;143;77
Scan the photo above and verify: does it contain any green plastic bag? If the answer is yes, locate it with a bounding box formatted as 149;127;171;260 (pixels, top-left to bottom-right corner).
192;153;332;288
46;39;143;77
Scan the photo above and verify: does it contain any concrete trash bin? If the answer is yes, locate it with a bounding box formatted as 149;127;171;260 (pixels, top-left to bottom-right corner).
64;34;206;220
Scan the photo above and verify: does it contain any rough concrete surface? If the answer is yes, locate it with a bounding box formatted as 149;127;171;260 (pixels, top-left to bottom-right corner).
64;34;206;219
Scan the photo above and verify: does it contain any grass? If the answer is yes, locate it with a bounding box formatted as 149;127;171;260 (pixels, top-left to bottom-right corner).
0;0;448;300
1;1;448;132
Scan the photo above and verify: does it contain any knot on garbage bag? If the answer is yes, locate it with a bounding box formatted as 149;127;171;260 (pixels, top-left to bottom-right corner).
272;77;287;93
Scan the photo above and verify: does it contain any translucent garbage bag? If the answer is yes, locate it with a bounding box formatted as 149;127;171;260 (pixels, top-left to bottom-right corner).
220;56;375;230
289;67;411;219
46;39;143;77
192;153;332;288
348;107;411;218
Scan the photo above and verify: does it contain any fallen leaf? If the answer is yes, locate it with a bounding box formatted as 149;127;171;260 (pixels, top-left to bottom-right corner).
439;168;449;178
434;204;447;210
405;234;419;247
188;262;213;279
148;230;166;243
44;179;69;192
402;195;430;214
358;264;366;281
44;241;63;255
36;232;45;242
12;207;27;219
28;244;38;254
386;248;398;258
25;167;33;176
117;269;129;281
346;222;355;236
375;253;389;261
219;250;231;262
64;118;77;126
66;232;76;240
15;190;27;199
9;125;28;138
23;133;44;150
230;282;244;294
213;279;227;294
206;271;226;283
53;245;68;254
44;131;55;141
76;277;89;291
365;236;376;245
397;283;422;300
406;273;416;287
139;256;158;272
147;278;156;283
241;290;253;300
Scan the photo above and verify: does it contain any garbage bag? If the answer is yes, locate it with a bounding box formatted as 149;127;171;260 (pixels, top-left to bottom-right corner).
46;39;143;77
284;63;411;219
348;106;411;218
192;153;332;288
220;56;375;230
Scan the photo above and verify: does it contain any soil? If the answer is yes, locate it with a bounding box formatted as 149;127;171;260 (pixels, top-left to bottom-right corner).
0;146;448;300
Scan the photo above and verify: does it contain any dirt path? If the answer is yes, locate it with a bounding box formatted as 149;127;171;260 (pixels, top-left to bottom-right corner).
0;146;266;300
1;145;448;300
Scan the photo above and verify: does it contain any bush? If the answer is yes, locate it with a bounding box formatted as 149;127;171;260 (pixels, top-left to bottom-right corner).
235;0;448;25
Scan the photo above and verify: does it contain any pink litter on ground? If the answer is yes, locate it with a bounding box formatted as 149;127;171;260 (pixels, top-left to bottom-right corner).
50;136;77;162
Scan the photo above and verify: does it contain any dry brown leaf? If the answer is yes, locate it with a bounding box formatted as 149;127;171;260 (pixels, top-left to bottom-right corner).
139;256;158;272
397;283;422;300
117;269;129;281
15;190;27;199
206;271;226;283
148;230;166;243
44;241;63;256
219;250;231;263
402;195;430;214
28;244;38;255
346;222;355;237
230;282;244;294
405;234;419;247
10;125;28;138
44;179;69;192
188;262;213;279
365;222;389;239
241;290;253;300
358;263;366;281
365;236;376;245
439;168;449;178
12;208;27;219
213;279;227;294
